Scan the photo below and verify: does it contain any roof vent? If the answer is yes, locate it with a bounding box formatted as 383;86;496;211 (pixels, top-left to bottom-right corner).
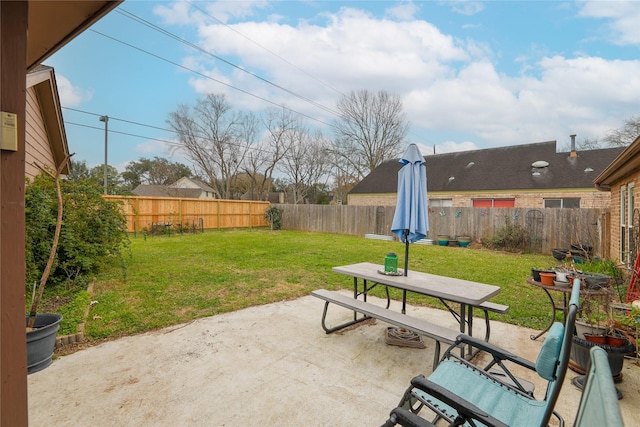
584;167;594;173
466;162;475;168
448;177;455;182
532;160;549;168
532;171;541;176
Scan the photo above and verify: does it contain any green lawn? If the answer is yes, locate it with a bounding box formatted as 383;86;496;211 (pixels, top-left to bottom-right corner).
83;228;557;340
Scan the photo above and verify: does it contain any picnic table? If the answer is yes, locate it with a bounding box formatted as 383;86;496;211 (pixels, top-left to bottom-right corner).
312;262;505;368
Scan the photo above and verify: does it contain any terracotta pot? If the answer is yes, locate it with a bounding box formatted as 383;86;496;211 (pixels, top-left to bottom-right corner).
531;268;550;282
584;333;607;344
606;336;627;346
538;272;556;286
575;319;608;339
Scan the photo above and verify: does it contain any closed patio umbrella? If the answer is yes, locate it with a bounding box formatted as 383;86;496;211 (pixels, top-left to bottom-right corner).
391;143;428;313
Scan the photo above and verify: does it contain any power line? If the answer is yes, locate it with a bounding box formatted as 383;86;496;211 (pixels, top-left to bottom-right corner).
183;1;346;98
62;108;331;163
89;28;333;128
115;7;340;117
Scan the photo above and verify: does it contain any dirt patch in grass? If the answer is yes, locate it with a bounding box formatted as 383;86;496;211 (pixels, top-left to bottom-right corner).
38;295;73;313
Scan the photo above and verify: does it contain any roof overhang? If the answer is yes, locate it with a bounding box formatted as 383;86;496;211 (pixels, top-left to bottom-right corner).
27;66;70;174
27;1;123;72
593;136;640;191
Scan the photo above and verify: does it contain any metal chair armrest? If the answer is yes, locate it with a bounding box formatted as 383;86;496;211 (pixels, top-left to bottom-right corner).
410;375;510;427
381;407;436;427
447;334;536;370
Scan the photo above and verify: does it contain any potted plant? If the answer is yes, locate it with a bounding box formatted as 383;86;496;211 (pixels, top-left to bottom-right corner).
570;273;636;380
457;234;472;247
574;286;614;338
25;157;70;374
437;234;450;246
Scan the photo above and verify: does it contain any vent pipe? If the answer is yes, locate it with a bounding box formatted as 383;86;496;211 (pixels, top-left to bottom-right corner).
570;134;577;157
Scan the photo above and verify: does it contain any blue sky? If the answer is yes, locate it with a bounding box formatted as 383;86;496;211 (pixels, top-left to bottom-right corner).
46;0;640;172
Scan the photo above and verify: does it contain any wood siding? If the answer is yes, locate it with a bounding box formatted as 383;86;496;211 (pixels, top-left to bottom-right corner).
24;85;56;181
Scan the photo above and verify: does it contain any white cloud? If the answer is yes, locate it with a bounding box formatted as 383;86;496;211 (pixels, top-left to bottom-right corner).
434;140;478;154
155;0;269;25
55;74;92;107
385;1;421;21
578;1;640;45
135;138;171;155
445;1;485;16
190;7;469;115
160;2;638;152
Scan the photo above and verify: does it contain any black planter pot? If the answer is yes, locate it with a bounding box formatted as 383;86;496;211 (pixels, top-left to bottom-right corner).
569;335;635;380
26;313;62;374
551;248;571;262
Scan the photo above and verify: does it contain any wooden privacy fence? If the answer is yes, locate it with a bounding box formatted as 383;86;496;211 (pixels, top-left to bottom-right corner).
275;204;609;257
105;196;270;233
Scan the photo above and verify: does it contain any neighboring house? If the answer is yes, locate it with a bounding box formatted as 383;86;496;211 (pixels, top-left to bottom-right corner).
593;135;640;264
133;177;216;199
348;140;623;210
25;65;70;181
241;191;286;203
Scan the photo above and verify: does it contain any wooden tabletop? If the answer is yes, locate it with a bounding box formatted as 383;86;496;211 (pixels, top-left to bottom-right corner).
332;262;500;306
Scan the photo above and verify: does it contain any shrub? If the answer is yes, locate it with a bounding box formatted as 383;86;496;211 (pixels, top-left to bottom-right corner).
483;215;531;253
26;174;129;293
265;206;283;230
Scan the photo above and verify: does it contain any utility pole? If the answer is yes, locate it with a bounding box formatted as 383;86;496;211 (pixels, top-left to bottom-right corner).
99;115;109;194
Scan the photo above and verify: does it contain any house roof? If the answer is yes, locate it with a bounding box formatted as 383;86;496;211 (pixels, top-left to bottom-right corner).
26;65;70;174
168;177;216;193
133;184;205;199
349;141;625;195
593;136;640;190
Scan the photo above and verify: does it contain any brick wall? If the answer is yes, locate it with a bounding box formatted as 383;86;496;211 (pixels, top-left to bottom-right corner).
609;174;640;262
348;190;612;209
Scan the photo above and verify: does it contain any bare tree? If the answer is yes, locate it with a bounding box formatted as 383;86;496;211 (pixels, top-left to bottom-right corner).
167;93;249;199
242;107;297;200
332;89;409;180
280;129;332;204
603;115;640;147
577;137;602;150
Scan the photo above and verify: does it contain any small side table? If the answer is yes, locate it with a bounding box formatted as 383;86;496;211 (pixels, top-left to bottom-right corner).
526;278;609;340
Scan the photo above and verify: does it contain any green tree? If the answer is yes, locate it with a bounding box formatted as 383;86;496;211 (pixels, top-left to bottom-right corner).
88;164;127;195
26;174;129;291
122;156;193;190
67;159;94;182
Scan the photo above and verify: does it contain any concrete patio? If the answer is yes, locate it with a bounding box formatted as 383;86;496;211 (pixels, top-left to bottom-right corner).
28;292;639;426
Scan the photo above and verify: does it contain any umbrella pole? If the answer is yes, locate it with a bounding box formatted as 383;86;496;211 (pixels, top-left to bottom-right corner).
403;229;409;314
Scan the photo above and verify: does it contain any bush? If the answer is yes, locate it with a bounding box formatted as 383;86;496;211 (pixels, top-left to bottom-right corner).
25;174;129;293
265;206;283;230
483;216;531;253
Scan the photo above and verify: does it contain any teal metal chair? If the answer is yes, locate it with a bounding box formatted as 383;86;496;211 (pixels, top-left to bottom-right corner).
383;344;624;427
574;346;624;427
382;279;582;427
